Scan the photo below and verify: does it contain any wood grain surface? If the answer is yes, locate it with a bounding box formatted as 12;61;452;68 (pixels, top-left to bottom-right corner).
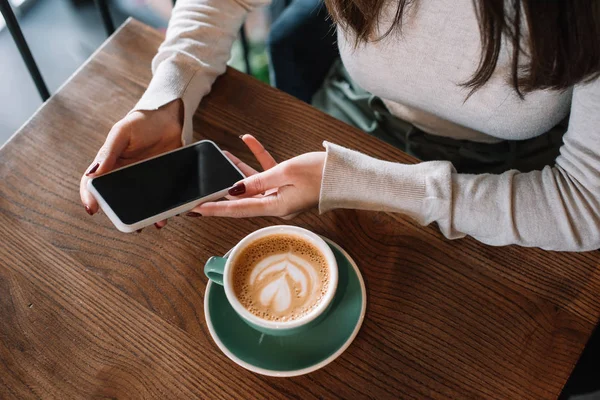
1;19;599;399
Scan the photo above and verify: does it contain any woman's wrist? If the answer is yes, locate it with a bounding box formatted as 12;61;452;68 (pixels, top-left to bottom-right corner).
162;98;184;127
134;98;183;125
319;142;428;217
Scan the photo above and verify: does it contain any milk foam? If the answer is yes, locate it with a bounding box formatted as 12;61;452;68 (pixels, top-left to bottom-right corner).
250;252;319;312
232;234;329;322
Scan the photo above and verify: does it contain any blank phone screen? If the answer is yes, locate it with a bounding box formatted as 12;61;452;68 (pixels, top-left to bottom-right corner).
91;141;244;225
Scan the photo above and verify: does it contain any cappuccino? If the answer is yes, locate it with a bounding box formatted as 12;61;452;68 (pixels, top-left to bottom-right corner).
231;234;330;322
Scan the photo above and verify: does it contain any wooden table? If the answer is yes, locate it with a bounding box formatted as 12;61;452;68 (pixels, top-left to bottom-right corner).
1;19;599;399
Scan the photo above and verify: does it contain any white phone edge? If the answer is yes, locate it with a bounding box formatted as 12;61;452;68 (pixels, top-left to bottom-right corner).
87;140;246;233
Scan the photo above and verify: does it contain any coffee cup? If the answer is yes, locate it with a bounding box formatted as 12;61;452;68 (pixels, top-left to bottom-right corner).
204;225;338;336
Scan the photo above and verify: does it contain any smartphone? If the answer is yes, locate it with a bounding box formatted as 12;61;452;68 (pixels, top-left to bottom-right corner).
88;140;244;232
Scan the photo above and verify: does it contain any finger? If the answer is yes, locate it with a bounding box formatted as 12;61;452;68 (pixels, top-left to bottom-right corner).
194;195;284;218
154;219;167;229
229;163;290;198
223;150;257;177
241;135;278;170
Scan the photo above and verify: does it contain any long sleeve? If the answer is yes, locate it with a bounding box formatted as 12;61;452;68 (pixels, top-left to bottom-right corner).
319;77;600;251
132;0;271;144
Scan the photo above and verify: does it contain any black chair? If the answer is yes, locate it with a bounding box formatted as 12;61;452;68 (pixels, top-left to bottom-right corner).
268;0;337;103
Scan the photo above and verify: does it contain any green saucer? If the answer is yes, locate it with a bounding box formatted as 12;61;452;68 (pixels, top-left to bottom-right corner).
204;238;366;377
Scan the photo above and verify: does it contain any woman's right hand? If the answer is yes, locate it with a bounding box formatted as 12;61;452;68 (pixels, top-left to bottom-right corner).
80;99;184;228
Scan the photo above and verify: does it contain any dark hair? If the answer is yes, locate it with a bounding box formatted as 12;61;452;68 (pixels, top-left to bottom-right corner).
324;0;600;98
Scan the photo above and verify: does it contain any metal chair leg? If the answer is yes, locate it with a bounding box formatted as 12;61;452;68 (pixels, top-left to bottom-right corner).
0;0;50;101
94;0;115;36
239;25;252;76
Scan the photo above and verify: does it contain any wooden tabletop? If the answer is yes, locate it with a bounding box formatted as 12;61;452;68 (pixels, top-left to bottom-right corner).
1;19;599;399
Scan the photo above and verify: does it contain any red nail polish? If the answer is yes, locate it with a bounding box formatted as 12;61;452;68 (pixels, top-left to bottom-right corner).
86;162;100;176
186;212;202;217
85;206;93;215
228;183;246;196
154;223;162;230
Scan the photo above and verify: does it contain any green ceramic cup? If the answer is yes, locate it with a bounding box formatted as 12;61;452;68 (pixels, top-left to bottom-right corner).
204;225;339;336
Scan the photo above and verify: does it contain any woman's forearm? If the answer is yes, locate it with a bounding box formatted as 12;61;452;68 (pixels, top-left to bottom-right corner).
133;0;271;144
320;73;600;253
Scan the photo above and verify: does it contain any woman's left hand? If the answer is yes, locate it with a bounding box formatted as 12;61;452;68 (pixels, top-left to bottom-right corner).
191;135;325;219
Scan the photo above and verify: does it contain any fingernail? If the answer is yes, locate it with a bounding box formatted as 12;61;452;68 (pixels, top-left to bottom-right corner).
239;134;245;139
228;183;246;196
86;162;100;176
136;229;143;233
154;223;162;230
85;206;93;216
186;212;202;217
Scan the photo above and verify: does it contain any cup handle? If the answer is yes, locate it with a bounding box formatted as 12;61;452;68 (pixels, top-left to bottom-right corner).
204;256;227;286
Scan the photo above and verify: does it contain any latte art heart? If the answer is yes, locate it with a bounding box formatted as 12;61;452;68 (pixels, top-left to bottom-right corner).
250;253;319;313
232;234;330;322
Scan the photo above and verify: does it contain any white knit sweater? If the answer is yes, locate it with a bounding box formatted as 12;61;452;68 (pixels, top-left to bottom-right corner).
133;0;600;251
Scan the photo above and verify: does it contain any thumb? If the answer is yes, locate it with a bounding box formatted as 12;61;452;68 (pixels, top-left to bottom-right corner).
86;121;130;177
229;163;290;197
80;122;130;215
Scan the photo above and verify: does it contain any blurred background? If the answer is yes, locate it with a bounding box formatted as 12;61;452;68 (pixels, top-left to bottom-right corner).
0;0;270;145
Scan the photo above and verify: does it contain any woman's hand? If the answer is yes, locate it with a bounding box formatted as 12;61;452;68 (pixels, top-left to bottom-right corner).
192;135;325;219
80;99;183;228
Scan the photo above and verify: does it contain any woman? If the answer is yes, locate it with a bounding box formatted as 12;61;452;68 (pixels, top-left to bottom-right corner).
80;0;600;251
